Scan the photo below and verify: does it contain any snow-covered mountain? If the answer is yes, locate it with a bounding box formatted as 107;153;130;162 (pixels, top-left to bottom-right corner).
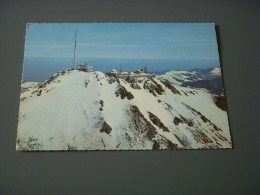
195;67;221;79
158;70;202;86
159;67;223;94
17;69;232;151
208;67;221;76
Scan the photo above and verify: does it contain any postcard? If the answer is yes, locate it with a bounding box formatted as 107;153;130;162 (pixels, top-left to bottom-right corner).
17;23;232;151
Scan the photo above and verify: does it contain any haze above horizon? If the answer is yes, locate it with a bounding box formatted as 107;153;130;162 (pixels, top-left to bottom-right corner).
23;23;221;81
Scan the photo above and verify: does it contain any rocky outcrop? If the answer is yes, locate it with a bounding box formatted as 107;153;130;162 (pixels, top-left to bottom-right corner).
100;121;112;134
115;85;134;100
161;80;181;95
130;81;141;89
143;79;164;96
130;105;157;139
173;117;183;125
214;95;227;111
99;100;104;111
152;140;160;150
148;111;169;132
191;129;213;144
37;90;42;96
39;69;71;89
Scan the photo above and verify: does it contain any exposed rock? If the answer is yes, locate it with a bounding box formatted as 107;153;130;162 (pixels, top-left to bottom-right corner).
174;117;183;125
21;87;29;93
213;124;220;131
161;80;181;95
165;103;173;111
200;114;209;123
175;116;194;127
146;128;158;139
36;69;73;89
20;97;27;101
39;73;60;88
214;95;227;111
130;105;157;138
115;85;134;100
191;129;213;144
143;79;164;95
182;103;211;124
149;89;157;96
148;112;169;132
152;140;160;150
100;121;112;134
166;139;178;150
155;136;179;150
215;133;228;141
37;90;42;96
187;121;194;127
151;78;165;95
181;90;189;96
130;81;141;89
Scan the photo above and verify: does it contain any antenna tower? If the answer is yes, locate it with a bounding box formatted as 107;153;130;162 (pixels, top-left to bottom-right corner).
73;30;77;70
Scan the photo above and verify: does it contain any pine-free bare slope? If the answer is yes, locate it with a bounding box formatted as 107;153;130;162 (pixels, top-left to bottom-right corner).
17;69;232;150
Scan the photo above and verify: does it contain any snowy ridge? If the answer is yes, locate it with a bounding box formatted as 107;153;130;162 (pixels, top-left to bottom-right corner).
17;69;232;150
158;67;224;95
159;67;222;85
159;70;202;85
209;67;221;75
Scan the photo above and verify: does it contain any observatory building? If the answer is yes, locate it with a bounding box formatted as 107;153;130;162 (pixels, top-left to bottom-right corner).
77;62;93;72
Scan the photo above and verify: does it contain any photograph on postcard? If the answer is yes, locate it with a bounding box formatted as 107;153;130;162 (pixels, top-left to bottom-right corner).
17;23;232;151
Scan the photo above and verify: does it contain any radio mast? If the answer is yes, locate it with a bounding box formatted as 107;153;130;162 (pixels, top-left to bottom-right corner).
73;30;77;70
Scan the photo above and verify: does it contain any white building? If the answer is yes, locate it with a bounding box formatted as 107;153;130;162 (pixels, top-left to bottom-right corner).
76;62;93;72
105;69;153;80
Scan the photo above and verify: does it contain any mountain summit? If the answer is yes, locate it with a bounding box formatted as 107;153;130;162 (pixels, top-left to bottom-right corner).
17;69;231;150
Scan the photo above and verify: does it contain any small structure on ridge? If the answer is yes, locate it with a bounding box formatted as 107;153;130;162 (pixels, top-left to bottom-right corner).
77;62;93;72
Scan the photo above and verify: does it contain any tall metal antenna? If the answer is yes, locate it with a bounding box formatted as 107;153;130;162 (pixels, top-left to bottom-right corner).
73;30;77;70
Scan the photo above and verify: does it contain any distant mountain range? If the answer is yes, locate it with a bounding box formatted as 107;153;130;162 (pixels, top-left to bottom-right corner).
159;67;224;95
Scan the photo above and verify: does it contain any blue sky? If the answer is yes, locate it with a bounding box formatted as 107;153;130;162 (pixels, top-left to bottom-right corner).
23;23;221;81
24;23;219;60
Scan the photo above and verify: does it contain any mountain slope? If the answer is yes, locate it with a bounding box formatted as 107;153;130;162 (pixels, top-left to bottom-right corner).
158;70;202;85
181;77;224;95
17;69;232;150
159;67;224;94
194;67;221;79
